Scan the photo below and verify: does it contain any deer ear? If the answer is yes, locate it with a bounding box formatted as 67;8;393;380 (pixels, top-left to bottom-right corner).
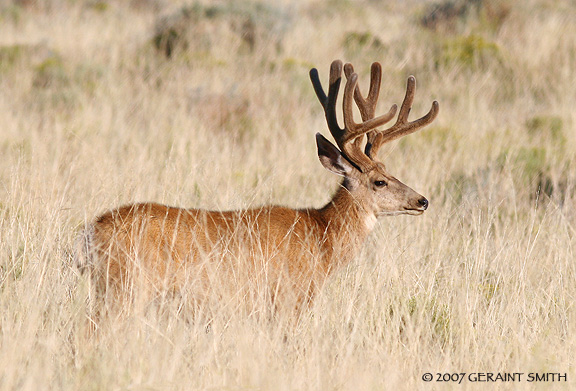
316;133;356;177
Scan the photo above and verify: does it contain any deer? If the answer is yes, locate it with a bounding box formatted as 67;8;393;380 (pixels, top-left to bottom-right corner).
75;60;439;319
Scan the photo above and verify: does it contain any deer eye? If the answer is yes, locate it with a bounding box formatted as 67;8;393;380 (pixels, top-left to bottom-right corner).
374;180;387;187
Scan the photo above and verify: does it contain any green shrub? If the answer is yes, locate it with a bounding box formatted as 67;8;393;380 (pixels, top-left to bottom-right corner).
408;295;452;348
0;43;53;73
0;45;26;72
33;56;69;89
498;147;557;200
343;31;385;58
525;115;565;146
439;34;501;68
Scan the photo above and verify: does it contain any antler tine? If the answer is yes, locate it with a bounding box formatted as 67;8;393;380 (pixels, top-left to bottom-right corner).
344;62;398;158
370;76;439;156
342;71;399;139
310;60;400;172
341;69;399;169
310;60;345;140
310;60;372;171
344;62;383;120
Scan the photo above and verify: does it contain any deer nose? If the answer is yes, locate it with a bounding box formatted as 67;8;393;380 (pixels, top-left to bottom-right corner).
418;197;428;210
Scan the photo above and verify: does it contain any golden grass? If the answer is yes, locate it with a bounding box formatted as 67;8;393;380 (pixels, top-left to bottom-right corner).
1;0;575;389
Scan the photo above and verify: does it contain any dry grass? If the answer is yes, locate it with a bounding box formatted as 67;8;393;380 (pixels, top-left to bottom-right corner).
1;0;575;389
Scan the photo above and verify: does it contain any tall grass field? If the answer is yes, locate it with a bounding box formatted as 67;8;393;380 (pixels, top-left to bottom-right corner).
1;0;575;389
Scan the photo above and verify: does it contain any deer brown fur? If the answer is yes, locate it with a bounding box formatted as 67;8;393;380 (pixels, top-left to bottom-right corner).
76;60;439;316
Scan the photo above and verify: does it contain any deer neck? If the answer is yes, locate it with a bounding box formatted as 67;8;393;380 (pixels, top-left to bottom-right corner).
318;182;376;262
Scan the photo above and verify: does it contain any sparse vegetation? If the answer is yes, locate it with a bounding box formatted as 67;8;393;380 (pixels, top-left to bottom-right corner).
153;2;292;58
420;0;511;33
0;0;575;390
343;31;385;58
438;34;501;69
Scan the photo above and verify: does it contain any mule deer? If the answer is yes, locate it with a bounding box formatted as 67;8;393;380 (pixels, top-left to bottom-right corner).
76;60;438;316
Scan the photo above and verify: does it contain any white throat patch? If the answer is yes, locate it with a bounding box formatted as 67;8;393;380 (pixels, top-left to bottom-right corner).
365;214;378;231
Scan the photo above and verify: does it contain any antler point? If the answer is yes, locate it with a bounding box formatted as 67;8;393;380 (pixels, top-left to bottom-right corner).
331;60;343;70
430;100;440;116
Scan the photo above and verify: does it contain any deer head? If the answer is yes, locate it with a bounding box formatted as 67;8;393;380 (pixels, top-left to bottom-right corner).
310;60;439;217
